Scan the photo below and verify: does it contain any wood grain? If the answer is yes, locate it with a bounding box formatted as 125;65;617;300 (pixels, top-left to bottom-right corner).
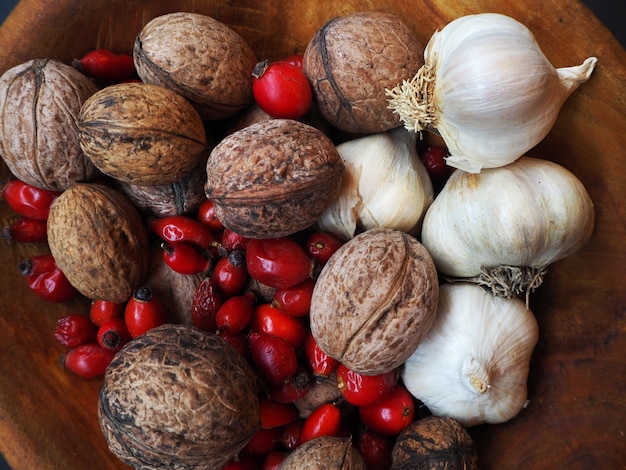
0;1;624;469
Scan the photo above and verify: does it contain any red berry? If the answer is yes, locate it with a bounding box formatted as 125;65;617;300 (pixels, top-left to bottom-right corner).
300;402;342;444
161;242;210;275
124;287;166;338
211;250;248;297
196;199;224;232
1;179;61;220
90;299;125;327
250;303;308;350
248;331;298;385
62;343;115;379
18;254;78;303
220;331;251;360
246;237;312;289
149;215;215;250
252;59;312;119
336;364;397;407
420;145;450;184
191;278;223;332
242;427;283;456
283;54;304;69
354;428;394;470
97;317;132;352
268;366;311;403
303;333;340;376
219;228;250;253
282;419;304;451
262;451;286;470
358;384;415;436
2;217;48;243
259;396;298;429
54;314;97;348
304;231;343;265
77;49;136;82
215;292;255;334
271;278;315;317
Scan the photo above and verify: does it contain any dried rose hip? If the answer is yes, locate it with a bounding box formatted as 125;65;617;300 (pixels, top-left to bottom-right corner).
54;314;97;348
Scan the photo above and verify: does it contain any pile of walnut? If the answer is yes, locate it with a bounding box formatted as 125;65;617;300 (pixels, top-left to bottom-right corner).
0;10;499;470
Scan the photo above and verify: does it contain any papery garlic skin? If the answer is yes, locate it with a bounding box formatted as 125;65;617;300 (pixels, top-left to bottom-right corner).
402;282;539;427
420;156;594;297
315;127;433;240
387;13;597;173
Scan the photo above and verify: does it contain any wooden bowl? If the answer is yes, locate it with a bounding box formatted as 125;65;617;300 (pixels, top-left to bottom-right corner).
0;1;624;469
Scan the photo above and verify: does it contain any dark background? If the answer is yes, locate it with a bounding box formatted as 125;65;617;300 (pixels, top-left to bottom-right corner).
0;1;623;469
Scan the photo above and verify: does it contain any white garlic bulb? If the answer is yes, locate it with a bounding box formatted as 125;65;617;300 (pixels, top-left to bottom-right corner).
402;282;539;427
315;127;433;240
420;156;594;300
386;13;597;173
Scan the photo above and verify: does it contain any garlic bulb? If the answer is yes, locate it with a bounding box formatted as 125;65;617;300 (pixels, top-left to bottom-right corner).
386;13;597;173
401;282;539;427
421;156;594;300
315;127;433;240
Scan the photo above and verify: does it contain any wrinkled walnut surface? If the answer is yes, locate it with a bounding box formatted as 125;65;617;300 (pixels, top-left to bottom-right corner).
303;11;424;134
99;324;260;470
78;82;207;186
310;228;439;375
280;436;367;469
205;119;344;238
391;416;479;470
134;12;257;120
0;58;99;190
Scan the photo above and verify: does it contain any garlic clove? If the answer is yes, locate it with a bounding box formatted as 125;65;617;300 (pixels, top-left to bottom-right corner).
386;13;597;173
315;127;433;240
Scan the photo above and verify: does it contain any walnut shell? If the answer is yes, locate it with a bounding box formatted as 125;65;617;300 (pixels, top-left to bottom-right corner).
99;324;260;470
134;12;257;120
280;436;367;470
294;372;353;419
0;58;99;190
205;119;344;238
303;12;424;134
390;416;479;470
309;228;439;375
114;153;210;217
47;183;149;303
77;82;208;186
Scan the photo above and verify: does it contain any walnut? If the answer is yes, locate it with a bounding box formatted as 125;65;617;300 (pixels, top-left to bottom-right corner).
280;436;367;469
0;59;99;190
114;154;210;218
303;12;424;134
47;183;149;303
205;119;344;239
77;82;208;186
99;324;260;470
134;12;258;120
391;416;480;470
309;229;439;375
